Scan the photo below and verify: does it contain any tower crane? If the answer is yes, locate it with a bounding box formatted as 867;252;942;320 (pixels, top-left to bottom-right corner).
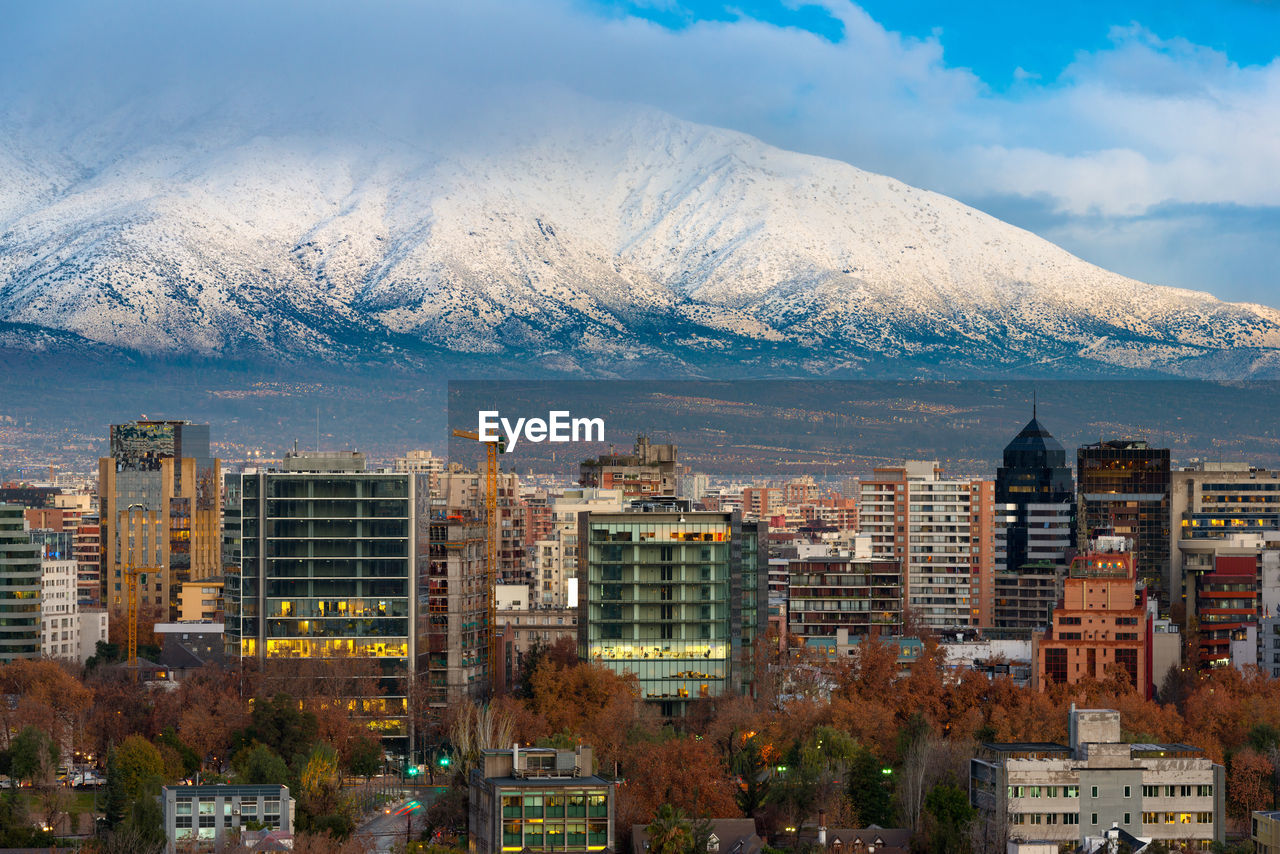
122;503;158;681
450;429;504;693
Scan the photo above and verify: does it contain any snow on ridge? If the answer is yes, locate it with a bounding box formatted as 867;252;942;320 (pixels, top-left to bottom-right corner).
0;102;1278;375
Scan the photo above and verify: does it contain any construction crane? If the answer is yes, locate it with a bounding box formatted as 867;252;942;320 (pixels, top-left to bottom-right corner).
451;429;504;693
122;503;157;681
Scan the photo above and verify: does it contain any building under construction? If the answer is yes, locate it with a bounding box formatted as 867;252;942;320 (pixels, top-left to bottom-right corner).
417;512;489;707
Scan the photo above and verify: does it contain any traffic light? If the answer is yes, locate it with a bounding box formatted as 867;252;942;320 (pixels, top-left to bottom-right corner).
406;765;420;777
438;754;451;768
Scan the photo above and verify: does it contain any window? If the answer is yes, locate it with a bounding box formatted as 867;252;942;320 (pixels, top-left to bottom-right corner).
1029;786;1041;798
1123;786;1130;798
1091;813;1098;826
1143;785;1158;798
1181;785;1192;797
1091;786;1098;798
1124;813;1131;825
1045;786;1058;798
1143;812;1159;824
1065;785;1079;798
502;796;522;819
503;820;523;846
1063;813;1079;825
1030;813;1041;825
1198;812;1212;823
1198;785;1213;797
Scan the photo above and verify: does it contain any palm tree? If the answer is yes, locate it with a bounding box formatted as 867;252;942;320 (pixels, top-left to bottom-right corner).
647;804;694;854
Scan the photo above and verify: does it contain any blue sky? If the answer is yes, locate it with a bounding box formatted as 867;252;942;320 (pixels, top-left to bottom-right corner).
577;0;1280;303
3;0;1277;304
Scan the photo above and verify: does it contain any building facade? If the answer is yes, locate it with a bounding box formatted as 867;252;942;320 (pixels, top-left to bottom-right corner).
161;783;292;853
996;413;1076;575
1034;539;1153;699
859;462;1010;630
99;421;221;623
229;452;419;743
468;746;615;854
1077;440;1170;600
418;514;489;708
578;511;766;716
0;505;41;662
787;556;902;644
579;436;678;498
970;708;1224;850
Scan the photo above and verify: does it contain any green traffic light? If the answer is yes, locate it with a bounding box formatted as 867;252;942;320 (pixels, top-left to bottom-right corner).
406;766;419;777
881;768;893;775
439;755;451;767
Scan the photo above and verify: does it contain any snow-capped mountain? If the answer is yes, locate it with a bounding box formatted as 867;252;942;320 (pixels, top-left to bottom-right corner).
2;102;1279;378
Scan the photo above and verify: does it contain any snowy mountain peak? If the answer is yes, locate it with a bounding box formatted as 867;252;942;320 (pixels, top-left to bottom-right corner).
2;102;1279;377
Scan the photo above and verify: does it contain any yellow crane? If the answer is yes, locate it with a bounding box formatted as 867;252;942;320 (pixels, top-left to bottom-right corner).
451;429;503;693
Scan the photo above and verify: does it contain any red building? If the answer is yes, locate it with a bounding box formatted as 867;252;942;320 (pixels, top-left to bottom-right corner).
1036;539;1153;698
1195;555;1258;667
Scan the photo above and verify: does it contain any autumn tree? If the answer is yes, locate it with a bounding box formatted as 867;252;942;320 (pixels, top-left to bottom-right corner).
1228;748;1273;820
617;736;740;847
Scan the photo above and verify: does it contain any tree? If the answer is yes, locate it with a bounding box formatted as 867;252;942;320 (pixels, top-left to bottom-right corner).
103;736;166;843
232;743;290;785
847;745;895;826
915;782;975;854
647;804;694;854
617;736;741;843
6;726;57;787
345;734;383;780
1228;748;1272;818
234;693;318;768
297;744;353;836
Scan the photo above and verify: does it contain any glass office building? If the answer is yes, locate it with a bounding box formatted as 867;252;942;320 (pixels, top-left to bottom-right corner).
577;511;765;716
229;453;421;744
0;505;41;663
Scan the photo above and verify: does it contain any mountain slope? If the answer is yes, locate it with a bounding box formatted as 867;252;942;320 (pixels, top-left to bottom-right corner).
1;106;1279;377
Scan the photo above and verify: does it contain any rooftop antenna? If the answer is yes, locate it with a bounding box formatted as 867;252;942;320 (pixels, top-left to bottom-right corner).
1032;389;1037;420
316;406;320;453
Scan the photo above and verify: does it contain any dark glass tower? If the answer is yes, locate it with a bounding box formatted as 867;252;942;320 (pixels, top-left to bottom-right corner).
1077;439;1171;597
996;410;1075;574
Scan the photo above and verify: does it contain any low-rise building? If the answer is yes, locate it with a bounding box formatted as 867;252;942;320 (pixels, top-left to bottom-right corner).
468;745;615;854
970;707;1225;851
160;783;292;853
1254;809;1280;854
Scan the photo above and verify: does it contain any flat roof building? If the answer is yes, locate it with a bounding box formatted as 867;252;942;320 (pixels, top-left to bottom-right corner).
970;707;1225;851
468;745;615;854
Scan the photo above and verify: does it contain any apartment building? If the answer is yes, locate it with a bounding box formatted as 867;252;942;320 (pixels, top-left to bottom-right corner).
860;462;1009;630
787;555;902;645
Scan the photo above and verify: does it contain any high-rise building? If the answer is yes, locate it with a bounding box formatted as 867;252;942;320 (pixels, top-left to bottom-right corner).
1035;538;1153;698
419;515;489;708
99;421;221;623
229;451;420;744
1077;440;1170;600
995;412;1075;573
859;462;1009;630
530;488;625;607
40;556;79;660
436;468;526;585
579;436;678;498
0;505;41;662
1171;464;1280;628
73;516;101;606
577;510;766;717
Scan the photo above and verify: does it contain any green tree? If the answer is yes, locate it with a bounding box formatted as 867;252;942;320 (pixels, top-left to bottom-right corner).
647;804;694;854
232;743;291;785
847;746;895;826
6;726;57;786
346;734;383;780
104;735;167;834
235;693;318;768
915;782;974;854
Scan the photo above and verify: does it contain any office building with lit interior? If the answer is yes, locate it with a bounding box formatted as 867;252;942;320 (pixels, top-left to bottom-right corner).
227;451;421;745
577;510;766;716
